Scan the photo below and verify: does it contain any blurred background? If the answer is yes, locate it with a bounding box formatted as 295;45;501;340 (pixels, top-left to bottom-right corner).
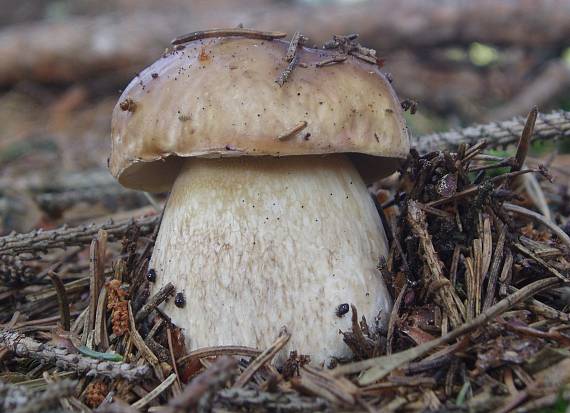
1;0;569;234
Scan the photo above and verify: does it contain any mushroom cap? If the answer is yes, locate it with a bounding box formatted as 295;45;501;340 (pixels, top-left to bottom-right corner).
109;36;410;192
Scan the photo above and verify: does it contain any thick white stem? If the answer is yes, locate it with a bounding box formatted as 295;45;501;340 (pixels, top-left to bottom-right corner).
150;154;391;365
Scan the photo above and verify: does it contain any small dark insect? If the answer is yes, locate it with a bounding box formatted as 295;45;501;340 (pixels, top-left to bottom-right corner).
119;98;136;112
336;303;350;317
147;269;157;282
401;98;418;115
175;292;186;308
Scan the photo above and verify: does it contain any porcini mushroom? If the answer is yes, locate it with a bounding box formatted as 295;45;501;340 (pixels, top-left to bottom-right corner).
109;31;409;365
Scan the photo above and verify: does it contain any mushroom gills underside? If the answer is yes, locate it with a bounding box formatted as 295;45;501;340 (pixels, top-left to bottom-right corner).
149;154;392;365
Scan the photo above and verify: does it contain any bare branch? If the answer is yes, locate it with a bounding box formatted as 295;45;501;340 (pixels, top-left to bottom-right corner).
0;330;151;381
0;214;159;256
413;110;570;153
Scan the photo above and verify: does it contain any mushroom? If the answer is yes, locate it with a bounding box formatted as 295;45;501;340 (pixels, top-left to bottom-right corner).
109;33;409;365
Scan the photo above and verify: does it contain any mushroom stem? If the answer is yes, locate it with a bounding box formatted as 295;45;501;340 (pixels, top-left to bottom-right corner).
149;154;391;365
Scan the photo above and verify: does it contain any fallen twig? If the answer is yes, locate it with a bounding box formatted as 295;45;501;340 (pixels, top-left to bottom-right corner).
12;379;77;413
134;282;175;323
0;214;159;255
511;107;538;173
0;330;150;380
407;201;464;327
47;271;71;331
332;276;563;384
234;329;291;388
131;373;177;409
504;202;570;250
413;110;570;153
171;28;287;45
162;356;238;413
215;387;329;411
277;121;308;141
276;55;300;86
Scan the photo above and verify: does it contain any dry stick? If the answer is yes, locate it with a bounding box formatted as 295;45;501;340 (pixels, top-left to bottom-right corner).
94;287;109;349
450;245;461;287
131;373;177;409
468;157;515;172
315;55;347;67
134;282;175;323
167;327;182;394
386;284;407;356
511;107;538;173
85;237;102;347
407;201;464;327
503;202;570;250
41;372;78;413
276;55;299;86
413;110;570;154
499;250;514;297
523;298;570;322
512;243;569;282
276;31;306;87
332;276;563;385
166;356;238;412
0;330;150;380
12;379;77;413
427;169;542;207
7;313;78;329
0;214;159;255
285;31;306;62
523;171;552;220
215;387;328;412
177;346;261;364
277;120;308;141
234;329;291;388
463;139;488;160
46;271;71;331
480;215;493;279
172;28;287;45
295;365;357;405
482;226;507;311
349;51;377;64
127;302;159;368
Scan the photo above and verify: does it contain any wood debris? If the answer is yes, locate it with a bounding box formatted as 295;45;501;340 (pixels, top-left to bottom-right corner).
0;110;569;412
275;31;307;87
171;28;287;45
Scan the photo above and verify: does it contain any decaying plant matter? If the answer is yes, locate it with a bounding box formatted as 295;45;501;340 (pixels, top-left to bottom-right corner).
1;27;569;412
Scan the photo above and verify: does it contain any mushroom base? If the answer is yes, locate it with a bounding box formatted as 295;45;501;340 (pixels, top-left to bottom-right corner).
149;154;392;366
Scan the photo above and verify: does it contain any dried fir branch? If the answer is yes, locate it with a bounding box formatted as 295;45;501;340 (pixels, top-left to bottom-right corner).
161;356;238;413
11;379;77;413
315;55;347;67
413;110;570;153
234;329;291;388
407;201;464;327
504;202;570;249
177;345;260;364
214;387;329;412
134;282;175;323
511;107;538;173
35;185;146;217
47;271;71;331
276;55;299;86
334;276;564;384
171;28;287;45
0;330;151;381
0;214;159;256
285;31;307;62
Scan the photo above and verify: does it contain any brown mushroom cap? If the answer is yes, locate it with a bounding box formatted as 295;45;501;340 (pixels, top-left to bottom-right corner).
109;36;409;192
